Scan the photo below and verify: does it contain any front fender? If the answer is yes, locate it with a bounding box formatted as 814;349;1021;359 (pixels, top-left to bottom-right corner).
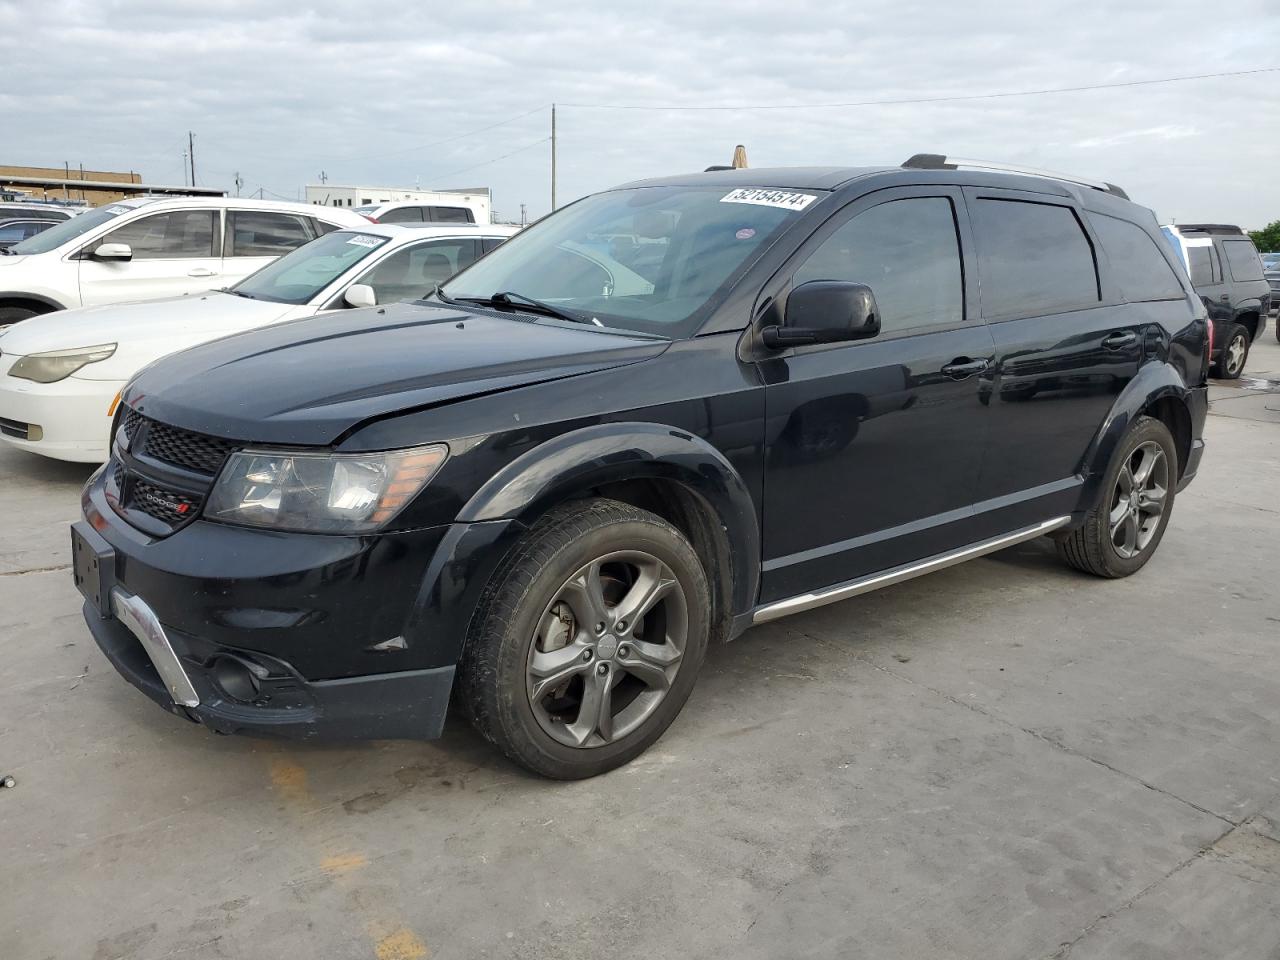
457;421;761;620
1079;362;1195;503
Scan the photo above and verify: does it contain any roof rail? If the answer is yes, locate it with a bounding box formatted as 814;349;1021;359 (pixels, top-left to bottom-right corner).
902;153;1130;200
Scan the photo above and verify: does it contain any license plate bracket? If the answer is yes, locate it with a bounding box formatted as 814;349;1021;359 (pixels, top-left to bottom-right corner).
71;521;116;618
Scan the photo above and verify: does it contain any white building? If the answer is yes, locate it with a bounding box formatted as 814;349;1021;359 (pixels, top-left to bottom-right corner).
305;184;490;224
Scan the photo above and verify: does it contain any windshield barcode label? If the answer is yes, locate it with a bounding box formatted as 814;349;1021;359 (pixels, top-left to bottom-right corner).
720;189;817;211
346;235;380;247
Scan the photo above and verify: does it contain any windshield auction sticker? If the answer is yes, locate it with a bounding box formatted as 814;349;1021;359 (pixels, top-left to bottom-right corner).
720;188;817;211
345;235;381;247
105;205;132;215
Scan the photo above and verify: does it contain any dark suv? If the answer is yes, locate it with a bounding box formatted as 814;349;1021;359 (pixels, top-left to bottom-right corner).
1162;224;1270;377
72;156;1209;779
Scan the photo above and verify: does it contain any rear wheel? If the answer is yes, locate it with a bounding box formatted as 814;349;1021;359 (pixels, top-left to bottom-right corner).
1056;416;1177;578
458;498;710;779
1213;322;1249;379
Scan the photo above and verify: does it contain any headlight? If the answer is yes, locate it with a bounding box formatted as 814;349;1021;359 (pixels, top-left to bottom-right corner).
9;343;116;383
206;445;448;533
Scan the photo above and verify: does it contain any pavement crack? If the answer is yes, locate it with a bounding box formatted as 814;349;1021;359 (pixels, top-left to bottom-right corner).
846;647;1238;828
0;562;72;577
1043;821;1239;959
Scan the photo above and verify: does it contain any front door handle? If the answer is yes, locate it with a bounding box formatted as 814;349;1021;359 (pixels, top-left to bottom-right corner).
941;357;991;379
1102;331;1138;349
187;268;217;278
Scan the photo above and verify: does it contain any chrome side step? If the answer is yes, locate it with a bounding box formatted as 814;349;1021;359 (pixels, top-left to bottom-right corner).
752;516;1071;625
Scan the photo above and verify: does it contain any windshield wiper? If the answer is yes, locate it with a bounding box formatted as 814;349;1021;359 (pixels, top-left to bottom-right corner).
455;290;592;325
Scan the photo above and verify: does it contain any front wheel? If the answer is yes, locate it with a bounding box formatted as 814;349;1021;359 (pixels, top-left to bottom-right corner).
457;498;710;779
0;305;39;330
1056;416;1177;578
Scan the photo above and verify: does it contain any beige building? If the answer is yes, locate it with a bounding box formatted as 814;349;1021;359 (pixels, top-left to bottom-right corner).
0;164;222;206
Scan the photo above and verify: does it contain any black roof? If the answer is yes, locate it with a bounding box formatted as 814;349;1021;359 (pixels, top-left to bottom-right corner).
617;166;893;191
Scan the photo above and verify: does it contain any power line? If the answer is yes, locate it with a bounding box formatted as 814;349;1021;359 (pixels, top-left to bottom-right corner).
427;135;551;184
559;66;1280;111
314;105;548;165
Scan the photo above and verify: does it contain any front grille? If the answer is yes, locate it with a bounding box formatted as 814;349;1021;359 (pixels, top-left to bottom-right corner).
109;405;243;536
142;419;236;475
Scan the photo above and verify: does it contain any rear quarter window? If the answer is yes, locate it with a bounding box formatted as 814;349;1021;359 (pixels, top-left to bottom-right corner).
971;198;1099;319
1221;239;1264;281
1088;214;1185;301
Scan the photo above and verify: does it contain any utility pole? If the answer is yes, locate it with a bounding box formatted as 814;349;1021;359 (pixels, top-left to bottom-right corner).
550;103;557;211
188;131;196;187
234;172;244;196
319;170;328;185
520;203;527;227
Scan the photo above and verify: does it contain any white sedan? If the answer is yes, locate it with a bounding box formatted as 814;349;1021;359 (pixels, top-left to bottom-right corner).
0;222;517;462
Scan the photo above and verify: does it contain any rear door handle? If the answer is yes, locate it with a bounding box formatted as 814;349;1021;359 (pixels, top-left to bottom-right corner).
941;357;991;379
1102;331;1138;349
187;268;217;278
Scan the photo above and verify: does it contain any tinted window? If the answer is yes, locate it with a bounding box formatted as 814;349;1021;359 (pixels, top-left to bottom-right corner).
794;196;963;334
380;206;424;223
358;238;480;303
232;231;390;304
1089;214;1183;301
311;218;340;236
972;198;1098;318
1222;239;1264;281
0;222;45;243
429;206;473;223
99;210;217;259
227;211;313;257
1187;246;1216;286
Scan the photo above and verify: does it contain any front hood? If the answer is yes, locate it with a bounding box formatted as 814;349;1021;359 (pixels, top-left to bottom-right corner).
0;253;28;267
0;293;292;357
125;302;669;445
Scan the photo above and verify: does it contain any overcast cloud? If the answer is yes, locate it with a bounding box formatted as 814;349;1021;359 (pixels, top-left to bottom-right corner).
2;0;1277;225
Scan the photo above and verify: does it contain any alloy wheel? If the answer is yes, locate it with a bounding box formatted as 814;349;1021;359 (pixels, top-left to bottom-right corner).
526;550;688;748
1108;440;1168;559
1225;334;1246;376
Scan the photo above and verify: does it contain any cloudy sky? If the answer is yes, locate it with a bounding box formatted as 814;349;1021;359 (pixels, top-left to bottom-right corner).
3;0;1278;226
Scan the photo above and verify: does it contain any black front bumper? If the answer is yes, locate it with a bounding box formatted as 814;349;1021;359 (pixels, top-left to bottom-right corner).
82;595;455;739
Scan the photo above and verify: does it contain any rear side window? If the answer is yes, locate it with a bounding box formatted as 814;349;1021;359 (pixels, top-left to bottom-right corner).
793;196;963;335
226;211;314;257
99;210;217;259
380;206;424;223
1187;247;1215;285
429;206;473;223
972;198;1098;319
1088;214;1184;301
1221;239;1264;281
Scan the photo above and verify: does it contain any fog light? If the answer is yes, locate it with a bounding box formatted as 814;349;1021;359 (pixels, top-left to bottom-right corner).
211;656;261;703
28;424;43;441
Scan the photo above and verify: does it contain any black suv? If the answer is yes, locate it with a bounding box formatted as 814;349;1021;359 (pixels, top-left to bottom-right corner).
1161;224;1270;377
72;156;1209;779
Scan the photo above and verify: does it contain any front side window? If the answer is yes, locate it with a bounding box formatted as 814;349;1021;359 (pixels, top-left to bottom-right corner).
1089;214;1184;301
226;211;314;257
229;230;390;304
97;210;217;259
972;198;1099;319
793;197;963;334
357;238;480;304
443;185;807;337
1221;239;1264;281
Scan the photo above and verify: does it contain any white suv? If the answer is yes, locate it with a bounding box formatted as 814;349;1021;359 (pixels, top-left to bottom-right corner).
0;197;367;326
353;200;485;225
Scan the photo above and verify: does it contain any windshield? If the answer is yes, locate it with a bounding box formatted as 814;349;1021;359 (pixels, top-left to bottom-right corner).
230;230;390;304
1262;253;1280;269
442;185;814;337
10;203;137;255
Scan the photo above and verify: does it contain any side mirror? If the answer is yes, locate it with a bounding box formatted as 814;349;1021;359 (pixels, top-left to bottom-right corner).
343;283;377;308
763;280;880;349
94;242;133;261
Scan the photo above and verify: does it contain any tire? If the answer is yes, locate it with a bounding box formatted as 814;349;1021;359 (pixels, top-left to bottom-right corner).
457;498;710;779
1056;416;1177;578
0;306;39;329
1212;322;1249;379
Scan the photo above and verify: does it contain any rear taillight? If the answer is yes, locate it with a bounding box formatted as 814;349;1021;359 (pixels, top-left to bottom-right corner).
363;215;379;223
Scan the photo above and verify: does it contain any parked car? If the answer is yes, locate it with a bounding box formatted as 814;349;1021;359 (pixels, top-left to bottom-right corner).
72;156;1208;779
0;197;368;327
1262;253;1280;334
353;200;481;225
1161;224;1269;377
0;222;517;462
0;201;82;222
0;218;55;250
